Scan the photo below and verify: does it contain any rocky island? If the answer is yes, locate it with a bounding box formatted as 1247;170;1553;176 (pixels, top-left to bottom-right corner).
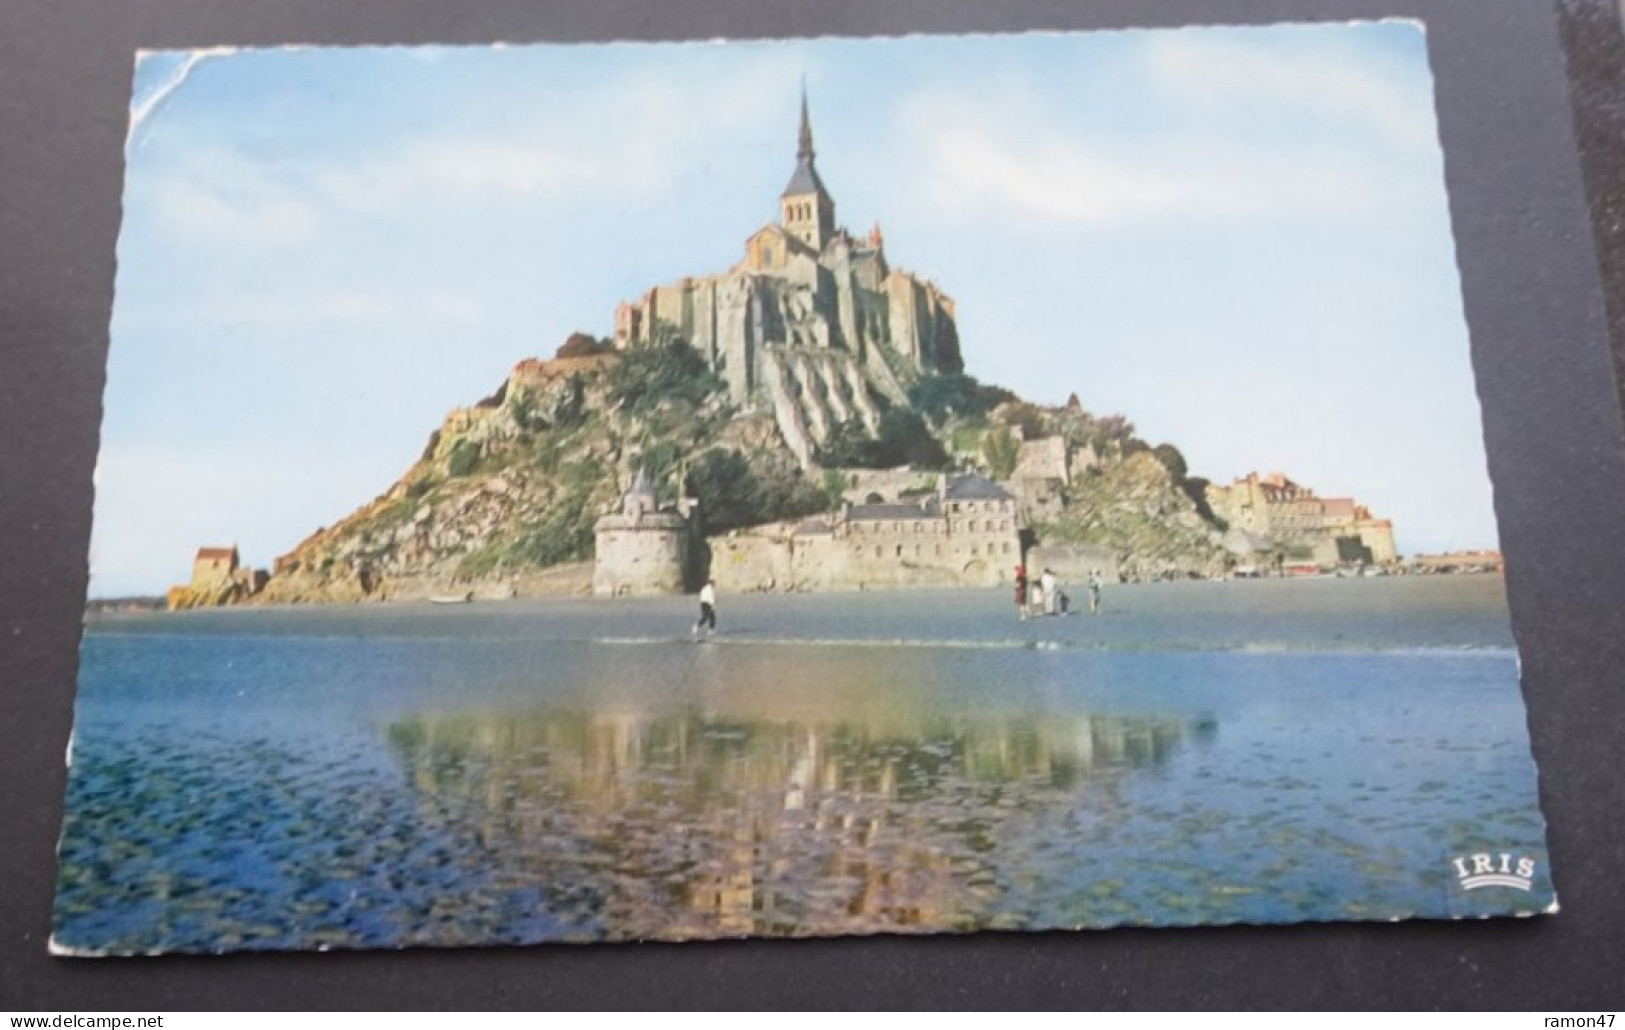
166;93;1397;610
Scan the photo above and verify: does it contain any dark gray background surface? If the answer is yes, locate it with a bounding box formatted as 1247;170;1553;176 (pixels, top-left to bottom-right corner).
3;0;1622;1010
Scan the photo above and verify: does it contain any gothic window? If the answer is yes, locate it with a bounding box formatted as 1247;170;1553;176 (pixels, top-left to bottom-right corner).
895;545;902;558
969;520;978;532
875;546;883;558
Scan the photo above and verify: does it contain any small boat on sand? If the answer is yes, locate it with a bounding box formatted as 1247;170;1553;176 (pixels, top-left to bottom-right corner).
430;591;474;605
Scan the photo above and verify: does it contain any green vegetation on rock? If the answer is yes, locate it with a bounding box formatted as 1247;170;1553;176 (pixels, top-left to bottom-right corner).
982;425;1020;480
1036;450;1228;580
252;326;1236;603
818;408;951;470
907;373;1013;425
684;450;828;533
606;336;721;419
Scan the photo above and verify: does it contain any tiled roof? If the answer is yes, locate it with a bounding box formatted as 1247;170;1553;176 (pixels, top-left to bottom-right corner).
849;498;940;522
782;158;829;200
629;467;655;497
943;473;1014;502
1320;498;1357;519
782;88;831;200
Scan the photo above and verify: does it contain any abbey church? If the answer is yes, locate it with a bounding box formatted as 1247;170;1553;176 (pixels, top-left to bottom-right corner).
613;92;964;468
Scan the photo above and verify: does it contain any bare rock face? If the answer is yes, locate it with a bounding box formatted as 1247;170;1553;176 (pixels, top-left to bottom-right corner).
243;346;826;605
1039;451;1230;582
218;316;1242;604
166;580;252;611
758;347;888;470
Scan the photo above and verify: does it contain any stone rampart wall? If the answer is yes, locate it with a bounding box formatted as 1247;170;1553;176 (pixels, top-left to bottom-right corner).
708;523;1019;593
836;467;933;503
1026;544;1121;585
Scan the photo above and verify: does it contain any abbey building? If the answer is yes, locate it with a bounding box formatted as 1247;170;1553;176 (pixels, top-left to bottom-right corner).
613;92;963;468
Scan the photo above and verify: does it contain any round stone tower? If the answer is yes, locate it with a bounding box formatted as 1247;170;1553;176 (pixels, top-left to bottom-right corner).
592;468;692;597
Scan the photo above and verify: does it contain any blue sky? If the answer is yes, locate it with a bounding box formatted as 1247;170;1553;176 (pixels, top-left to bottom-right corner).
92;22;1493;596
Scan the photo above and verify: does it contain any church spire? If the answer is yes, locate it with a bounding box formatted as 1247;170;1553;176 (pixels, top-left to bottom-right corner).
780;82;835;250
797;81;815;161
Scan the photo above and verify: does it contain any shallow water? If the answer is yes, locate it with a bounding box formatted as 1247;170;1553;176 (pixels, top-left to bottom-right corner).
54;576;1552;953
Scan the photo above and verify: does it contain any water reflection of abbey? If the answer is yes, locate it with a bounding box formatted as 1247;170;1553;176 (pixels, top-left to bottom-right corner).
386;708;1209;937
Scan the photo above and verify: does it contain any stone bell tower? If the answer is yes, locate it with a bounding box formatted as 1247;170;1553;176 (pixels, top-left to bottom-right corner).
779;87;836;252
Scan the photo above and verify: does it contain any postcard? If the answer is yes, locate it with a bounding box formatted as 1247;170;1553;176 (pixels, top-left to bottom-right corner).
54;22;1555;955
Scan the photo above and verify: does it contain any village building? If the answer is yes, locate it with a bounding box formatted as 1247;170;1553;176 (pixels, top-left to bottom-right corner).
706;473;1023;593
1206;471;1398;570
166;545;267;610
191;545;240;590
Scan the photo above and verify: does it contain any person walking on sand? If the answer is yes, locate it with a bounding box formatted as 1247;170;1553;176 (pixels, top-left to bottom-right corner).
1014;565;1029;621
1040;568;1058;616
1088;569;1104;615
694;579;718;638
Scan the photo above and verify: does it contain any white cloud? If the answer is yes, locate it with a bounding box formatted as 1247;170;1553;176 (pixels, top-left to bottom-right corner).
900;89;1418;229
311;55;791;215
923;123;1380;225
146;151;322;248
134;52;794;250
1143;27;1439;154
117;284;489;335
310;140;609;215
222;287;481;327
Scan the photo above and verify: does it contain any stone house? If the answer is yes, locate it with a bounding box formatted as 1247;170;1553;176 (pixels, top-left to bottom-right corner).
166;545;267;610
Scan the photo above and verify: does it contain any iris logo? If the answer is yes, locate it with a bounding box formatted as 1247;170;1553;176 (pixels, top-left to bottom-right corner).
1451;852;1537;891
